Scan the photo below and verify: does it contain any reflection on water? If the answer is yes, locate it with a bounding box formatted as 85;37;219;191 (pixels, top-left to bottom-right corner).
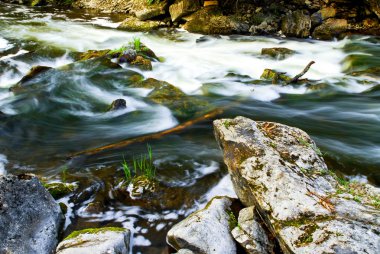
0;2;379;253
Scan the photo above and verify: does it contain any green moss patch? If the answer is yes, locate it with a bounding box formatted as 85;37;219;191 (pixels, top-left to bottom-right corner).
64;227;126;240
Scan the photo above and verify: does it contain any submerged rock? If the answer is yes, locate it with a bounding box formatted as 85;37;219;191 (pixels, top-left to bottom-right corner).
0;174;63;254
10;65;52;92
214;116;380;254
56;227;130;254
130;78;212;120
107;99;127;111
231;206;274;254
43;181;78;199
167;196;237;254
261;47;295;60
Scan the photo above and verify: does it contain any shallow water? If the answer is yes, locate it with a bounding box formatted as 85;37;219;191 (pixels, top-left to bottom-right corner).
0;3;379;253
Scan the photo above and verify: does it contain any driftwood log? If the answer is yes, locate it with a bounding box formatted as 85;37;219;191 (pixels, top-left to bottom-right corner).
70;108;224;158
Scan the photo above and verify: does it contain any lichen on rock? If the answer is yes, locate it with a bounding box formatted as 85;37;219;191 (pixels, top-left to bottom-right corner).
213;116;380;254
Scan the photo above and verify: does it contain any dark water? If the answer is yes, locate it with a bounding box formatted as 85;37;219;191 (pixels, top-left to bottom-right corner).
0;3;379;253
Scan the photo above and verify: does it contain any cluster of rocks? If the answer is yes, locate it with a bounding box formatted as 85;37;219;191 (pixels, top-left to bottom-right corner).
2;0;380;39
75;0;380;39
167;116;380;254
0;173;131;253
1;116;379;253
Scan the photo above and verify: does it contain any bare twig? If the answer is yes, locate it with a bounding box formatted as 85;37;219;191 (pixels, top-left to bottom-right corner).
286;61;315;84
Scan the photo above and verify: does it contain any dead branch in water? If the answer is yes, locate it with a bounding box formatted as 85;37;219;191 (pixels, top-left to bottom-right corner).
286;61;315;84
70;108;224;158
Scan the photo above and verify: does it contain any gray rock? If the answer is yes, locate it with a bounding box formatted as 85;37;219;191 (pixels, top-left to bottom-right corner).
56;227;130;254
232;206;274;254
167;196;237;254
281;10;311;38
108;99;127;112
0;174;63;254
214;116;380;254
169;0;201;22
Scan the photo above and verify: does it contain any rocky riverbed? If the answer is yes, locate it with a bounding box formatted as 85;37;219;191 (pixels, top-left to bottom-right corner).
0;1;380;253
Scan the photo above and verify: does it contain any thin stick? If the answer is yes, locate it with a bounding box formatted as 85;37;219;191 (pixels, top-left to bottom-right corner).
286;61;315;84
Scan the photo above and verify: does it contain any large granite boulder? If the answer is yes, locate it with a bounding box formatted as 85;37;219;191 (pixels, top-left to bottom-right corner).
56;227;130;254
167;196;237;254
214;116;380;254
0;174;63;254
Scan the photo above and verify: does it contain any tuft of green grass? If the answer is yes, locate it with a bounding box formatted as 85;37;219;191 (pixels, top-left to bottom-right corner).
227;210;238;230
121;144;156;182
133;37;141;51
122;157;132;182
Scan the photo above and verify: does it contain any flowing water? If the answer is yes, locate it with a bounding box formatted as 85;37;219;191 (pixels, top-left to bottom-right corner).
0;3;379;253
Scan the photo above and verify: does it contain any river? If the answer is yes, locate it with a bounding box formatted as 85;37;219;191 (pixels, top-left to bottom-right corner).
0;3;379;253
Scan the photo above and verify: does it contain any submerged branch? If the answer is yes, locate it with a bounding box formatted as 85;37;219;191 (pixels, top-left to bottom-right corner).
286;61;315;84
70;108;224;158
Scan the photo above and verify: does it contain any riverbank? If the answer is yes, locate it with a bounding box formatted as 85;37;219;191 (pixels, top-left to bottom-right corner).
1;0;380;39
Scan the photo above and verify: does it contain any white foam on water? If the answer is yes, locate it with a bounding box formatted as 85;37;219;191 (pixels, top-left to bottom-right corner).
201;174;237;204
0;49;29;61
0;37;10;50
0;154;8;175
88;18;121;28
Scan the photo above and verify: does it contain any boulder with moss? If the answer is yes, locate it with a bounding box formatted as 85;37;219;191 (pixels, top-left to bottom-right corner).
183;8;249;35
130;78;213;120
118;16;165;32
43;182;78;199
56;227;130;254
77;42;158;71
167;196;238;254
0;174;63;254
214;116;380;254
115;175;192;210
260;69;292;83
